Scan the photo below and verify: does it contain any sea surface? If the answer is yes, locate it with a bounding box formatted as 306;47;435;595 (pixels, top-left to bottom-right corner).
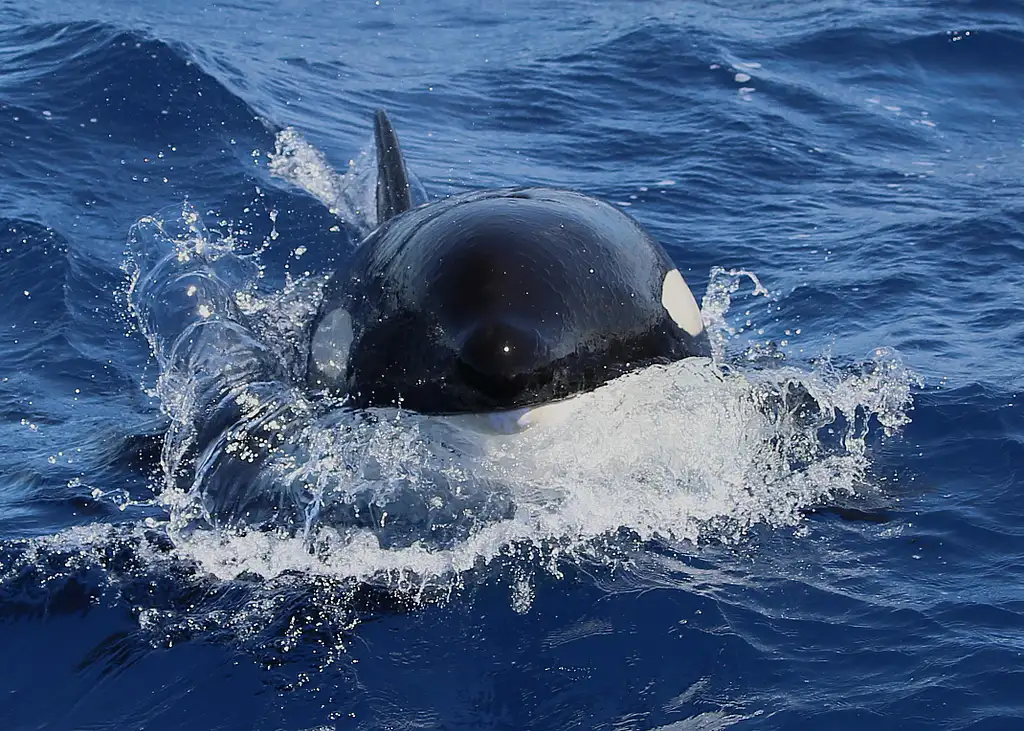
1;0;1022;729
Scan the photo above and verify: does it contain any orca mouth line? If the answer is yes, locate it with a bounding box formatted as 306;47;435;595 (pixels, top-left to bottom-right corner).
455;360;554;405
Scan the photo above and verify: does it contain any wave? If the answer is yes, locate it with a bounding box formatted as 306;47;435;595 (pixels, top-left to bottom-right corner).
0;19;284;229
0;21;267;142
774;24;1024;76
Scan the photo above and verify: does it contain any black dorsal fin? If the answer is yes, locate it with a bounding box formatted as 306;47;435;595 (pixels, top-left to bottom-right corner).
374;109;412;224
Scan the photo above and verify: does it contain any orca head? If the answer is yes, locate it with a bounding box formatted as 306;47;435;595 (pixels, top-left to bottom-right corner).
374;189;709;413
308;111;709;416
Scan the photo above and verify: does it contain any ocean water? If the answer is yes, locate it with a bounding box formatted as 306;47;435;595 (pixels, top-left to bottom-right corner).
1;0;1022;728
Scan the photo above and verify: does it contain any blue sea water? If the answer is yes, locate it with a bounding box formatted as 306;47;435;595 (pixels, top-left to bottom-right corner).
1;0;1023;728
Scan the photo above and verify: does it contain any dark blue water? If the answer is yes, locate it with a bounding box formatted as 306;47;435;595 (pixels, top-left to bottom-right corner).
1;0;1022;728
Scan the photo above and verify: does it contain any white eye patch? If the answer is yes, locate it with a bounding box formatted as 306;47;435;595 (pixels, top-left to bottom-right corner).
660;269;703;336
310;307;354;381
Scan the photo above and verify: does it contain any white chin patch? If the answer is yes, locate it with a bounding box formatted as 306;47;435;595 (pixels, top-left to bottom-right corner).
660;269;703;336
310;307;353;381
458;396;581;435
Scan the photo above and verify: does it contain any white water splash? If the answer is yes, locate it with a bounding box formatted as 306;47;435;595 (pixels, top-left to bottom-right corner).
167;339;915;587
18;132;921;616
268;125;429;238
268;126;378;236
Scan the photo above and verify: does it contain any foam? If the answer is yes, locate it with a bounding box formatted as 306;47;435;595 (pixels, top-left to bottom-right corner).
164;346;915;589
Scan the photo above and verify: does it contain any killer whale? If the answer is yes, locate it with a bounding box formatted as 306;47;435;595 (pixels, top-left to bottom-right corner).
124;112;717;528
309;110;710;415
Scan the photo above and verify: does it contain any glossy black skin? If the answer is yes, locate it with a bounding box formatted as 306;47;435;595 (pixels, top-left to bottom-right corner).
310;187;710;414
